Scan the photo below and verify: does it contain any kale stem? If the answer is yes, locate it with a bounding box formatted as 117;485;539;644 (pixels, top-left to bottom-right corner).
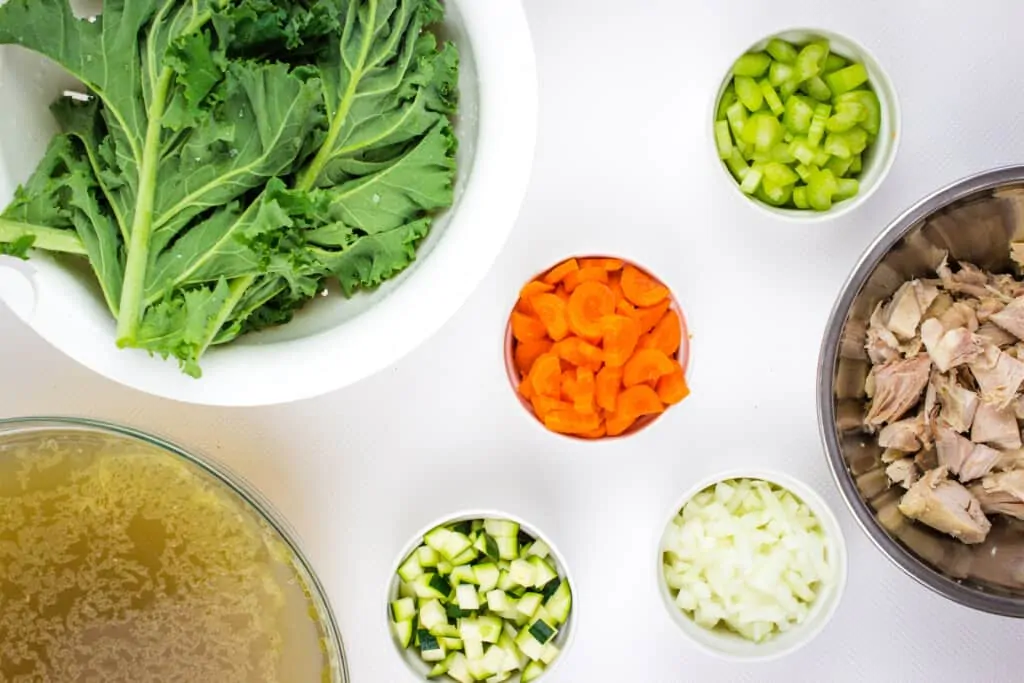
199;274;256;357
0;218;87;255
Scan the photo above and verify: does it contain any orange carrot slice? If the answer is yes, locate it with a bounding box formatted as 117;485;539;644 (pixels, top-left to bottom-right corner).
642;309;682;356
529;353;563;398
600;315;641;368
574;367;596;414
511;311;548;343
656;367;690;405
519;376;536;400
554;286;570;303
605;411;637;437
560;369;579;402
562;267;609;293
567;281;615;339
633;300;671;334
579;423;607;439
580;258;625;271
514;339;553;377
618;384;665;417
623;348;676;387
531;394;573;416
553;337;603;370
543;258;579;285
596;365;623;412
621;265;670;307
544;409;601;435
530;293;569;341
517;280;554;314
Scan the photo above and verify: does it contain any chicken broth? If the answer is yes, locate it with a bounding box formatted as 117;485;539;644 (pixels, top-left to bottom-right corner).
0;429;336;682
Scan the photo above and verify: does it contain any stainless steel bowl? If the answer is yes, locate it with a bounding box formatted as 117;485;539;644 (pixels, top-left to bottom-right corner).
819;166;1024;617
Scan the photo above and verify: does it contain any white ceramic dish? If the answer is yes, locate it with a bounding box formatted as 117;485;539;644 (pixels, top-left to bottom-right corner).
386;510;577;682
656;469;848;662
0;0;537;406
712;28;900;223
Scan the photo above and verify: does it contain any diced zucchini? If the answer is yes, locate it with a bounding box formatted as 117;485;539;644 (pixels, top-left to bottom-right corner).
412;573;450;600
486;589;510;612
528;619;557;645
516;593;542;619
450;565;477;585
484;519;520;538
428;653;453;678
450;546;478;566
440;637;464;651
418;630;446;662
464;636;484;660
527;556;558;588
540;577;562;601
525;540;551;559
391;597;417;622
540;643;560;666
522;661;545;682
397;554;424;582
434;622;460;638
447;653;473;683
545;580;572;624
515;629;545;662
436;560;453;576
474;563;501;592
417;545;440;568
482;645;507;675
419;599;447;633
478;615;503;643
509;559;536;588
468;657;496;681
393;619;414;648
473;533;500;560
456;584;480;611
495;536;519;561
441;531;473;561
446;603;472;619
424;526;452;553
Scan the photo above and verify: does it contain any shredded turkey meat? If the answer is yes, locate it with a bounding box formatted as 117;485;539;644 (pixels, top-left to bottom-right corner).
866;249;1024;545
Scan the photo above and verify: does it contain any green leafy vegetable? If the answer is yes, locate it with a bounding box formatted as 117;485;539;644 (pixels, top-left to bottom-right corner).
0;0;458;376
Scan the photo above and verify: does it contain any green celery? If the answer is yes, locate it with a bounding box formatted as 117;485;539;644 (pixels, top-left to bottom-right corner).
826;101;867;132
763;162;799;187
823;133;852;159
801;76;832;102
733;52;771;77
825;63;869;96
725;148;749;180
835;178;860;201
836;90;881;136
766;38;798;64
714;121;733;159
826;155;853;177
823;54;848;73
726;101;749;139
740;165;763;194
783;95;815;134
735;76;764;112
770;142;795;164
850;153;863;174
794;41;829;81
769;61;795;87
790;138;817;166
808;103;831;147
792;186;809;208
759;80;785;116
795;163;815;183
717;85;737;121
807;168;839;210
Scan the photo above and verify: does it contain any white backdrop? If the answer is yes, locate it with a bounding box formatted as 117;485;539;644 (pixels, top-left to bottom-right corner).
3;0;1024;681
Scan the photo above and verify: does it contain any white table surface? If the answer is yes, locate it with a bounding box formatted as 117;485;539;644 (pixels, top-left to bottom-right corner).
4;0;1024;681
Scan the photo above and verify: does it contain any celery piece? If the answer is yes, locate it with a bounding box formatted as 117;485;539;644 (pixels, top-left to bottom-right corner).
759;80;785;116
763;162;799;187
849;153;863;174
794;163;815;183
769;61;795;87
740;165;763;194
733;52;771;78
714;120;733;159
826;101;867;132
808;103;831;147
835;178;860;201
725;148;749;180
825;63;868;97
794;41;829;81
770;142;795;164
766;38;799;64
813;149;831;167
836;90;881;136
823;54;848;73
759;181;792;207
751;150;771;164
792;186;809;209
716;85;737;121
783;95;815;135
824;133;852;159
801;75;832;102
735;76;764;112
779;78;799;99
726;101;748;139
842;126;869;155
743;114;783;153
790;138;816;166
783;131;794;143
826;155;853;177
807;168;839;211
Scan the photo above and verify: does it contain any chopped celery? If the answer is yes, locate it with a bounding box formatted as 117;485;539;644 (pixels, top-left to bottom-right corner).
813;148;831;167
840;126;869;155
759;182;792;207
826;155;853;177
725;148;749;180
763;162;799;187
726;101;748;139
835;178;860;201
823;54;848;73
807;103;831;147
826;101;867;132
759;80;785;116
716;85;737;121
789;138;816;166
742;114;782;152
801;75;832;102
766;38;798;64
714;121;733;159
836;90;881;136
825;63;868;96
769;61;795;87
735;76;764;112
783;96;814;134
778;79;799;99
849;153;863;174
770;142;795;164
733;52;772;77
807;169;839;210
794;41;829;81
823;133;852;159
794;163;815;183
739;165;763;194
792;186;809;208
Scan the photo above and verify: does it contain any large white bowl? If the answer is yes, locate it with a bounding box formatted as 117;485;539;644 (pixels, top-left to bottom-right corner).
0;0;537;406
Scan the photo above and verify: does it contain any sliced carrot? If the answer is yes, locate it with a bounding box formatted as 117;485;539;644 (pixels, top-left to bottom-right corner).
623;348;676;387
553;337;603;370
600;315;641;368
567;281;615;339
530;293;569;341
656;367;690;405
511;311;548;343
517;280;554;314
514;339;553;377
519;376;536;400
579;423;607;439
554;286;570;304
544;409;601;436
608;272;627;306
580;258;625;272
562;267;609;293
633;299;671;334
605;411;637;437
542;258;579;285
531;394;573;416
560;369;580;402
529;353;563;398
596;365;623;412
621;265;670;307
618;384;665;417
641;309;682;356
574;367;596;414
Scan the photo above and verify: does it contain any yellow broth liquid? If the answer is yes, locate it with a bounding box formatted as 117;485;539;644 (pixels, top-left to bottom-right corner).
0;430;335;682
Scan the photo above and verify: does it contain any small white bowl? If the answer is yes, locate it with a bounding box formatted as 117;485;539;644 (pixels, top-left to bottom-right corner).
712;28;900;223
656;469;848;662
386;510;578;682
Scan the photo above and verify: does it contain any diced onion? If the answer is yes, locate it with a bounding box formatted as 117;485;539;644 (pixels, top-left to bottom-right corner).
662;478;833;643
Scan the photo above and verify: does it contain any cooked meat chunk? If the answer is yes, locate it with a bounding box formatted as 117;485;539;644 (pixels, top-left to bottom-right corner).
976;322;1018;348
866;302;902;365
920;320;982;372
971;402;1022;450
959;443;1001;482
935;425;975;474
937;257;993;300
884;280;940;341
933;373;979;433
879;417;926;452
898;467;991;544
938;301;979;332
865;355;932;428
970;470;1024;519
990;296;1024;341
968;344;1024;408
975;298;1006;322
886;459;919;489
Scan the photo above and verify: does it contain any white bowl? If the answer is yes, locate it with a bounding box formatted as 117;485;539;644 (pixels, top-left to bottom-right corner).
386;510;578;682
656;469;848;662
712;28;900;223
0;0;537;406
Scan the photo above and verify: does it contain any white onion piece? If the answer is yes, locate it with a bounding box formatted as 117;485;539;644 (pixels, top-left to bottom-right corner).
662;478;833;642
